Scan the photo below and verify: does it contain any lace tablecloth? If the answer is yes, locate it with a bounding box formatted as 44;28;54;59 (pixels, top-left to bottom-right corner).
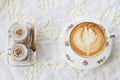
0;0;120;80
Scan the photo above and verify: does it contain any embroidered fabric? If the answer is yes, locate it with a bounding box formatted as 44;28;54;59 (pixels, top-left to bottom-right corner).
0;0;120;80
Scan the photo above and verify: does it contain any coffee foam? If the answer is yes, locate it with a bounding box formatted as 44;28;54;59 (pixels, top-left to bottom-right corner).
70;22;106;57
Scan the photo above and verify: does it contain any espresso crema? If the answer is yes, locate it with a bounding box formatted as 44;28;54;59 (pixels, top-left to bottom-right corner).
70;22;107;58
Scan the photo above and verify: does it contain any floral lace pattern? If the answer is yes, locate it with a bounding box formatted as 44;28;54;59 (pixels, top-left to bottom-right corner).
38;0;57;11
36;22;61;42
1;0;119;80
0;50;7;63
68;0;87;23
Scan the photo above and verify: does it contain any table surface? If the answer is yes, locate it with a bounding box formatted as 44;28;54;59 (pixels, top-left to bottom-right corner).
0;0;120;80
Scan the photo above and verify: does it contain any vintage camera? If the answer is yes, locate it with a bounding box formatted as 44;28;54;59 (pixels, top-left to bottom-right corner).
8;23;36;67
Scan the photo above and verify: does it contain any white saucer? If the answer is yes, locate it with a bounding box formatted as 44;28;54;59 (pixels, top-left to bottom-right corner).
60;18;113;69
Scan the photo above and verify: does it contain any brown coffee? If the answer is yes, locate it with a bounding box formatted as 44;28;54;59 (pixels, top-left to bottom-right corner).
70;22;107;58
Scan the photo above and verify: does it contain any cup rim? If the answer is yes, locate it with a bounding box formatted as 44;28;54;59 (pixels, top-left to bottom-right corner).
69;21;107;58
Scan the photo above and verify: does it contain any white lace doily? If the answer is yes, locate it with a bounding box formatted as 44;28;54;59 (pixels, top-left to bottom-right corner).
0;0;120;80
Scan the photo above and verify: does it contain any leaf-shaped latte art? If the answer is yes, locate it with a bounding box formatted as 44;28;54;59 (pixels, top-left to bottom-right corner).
80;27;97;55
70;22;106;57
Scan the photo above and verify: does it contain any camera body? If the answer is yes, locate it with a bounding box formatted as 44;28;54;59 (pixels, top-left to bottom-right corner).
8;23;36;67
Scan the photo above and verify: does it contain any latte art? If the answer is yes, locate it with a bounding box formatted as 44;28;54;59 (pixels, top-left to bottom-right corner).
75;27;98;55
70;22;106;57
